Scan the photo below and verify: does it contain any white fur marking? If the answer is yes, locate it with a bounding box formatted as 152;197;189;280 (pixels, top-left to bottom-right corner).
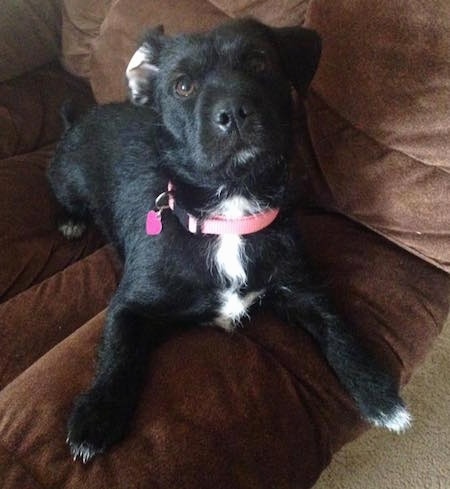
212;195;261;285
126;47;158;77
212;195;265;330
58;221;86;240
126;46;159;104
215;234;246;285
368;405;412;433
233;148;258;165
214;195;263;218
215;290;264;331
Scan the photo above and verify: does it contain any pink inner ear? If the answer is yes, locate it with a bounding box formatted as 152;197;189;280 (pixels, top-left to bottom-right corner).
126;48;159;80
126;47;160;103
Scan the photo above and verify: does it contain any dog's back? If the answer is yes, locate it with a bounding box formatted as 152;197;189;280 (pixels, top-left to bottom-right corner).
49;102;166;246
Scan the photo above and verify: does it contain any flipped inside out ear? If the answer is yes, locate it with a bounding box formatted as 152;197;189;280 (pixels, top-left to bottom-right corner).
272;26;322;96
126;25;165;105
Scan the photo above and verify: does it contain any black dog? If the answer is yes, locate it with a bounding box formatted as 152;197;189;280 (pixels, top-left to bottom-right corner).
48;19;410;463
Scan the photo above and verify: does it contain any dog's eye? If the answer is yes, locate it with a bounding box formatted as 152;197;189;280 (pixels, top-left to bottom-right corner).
174;75;196;98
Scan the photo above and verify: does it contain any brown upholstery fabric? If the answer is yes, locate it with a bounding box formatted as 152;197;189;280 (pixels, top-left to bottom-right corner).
209;0;309;26
61;0;309;97
304;0;450;272
0;66;103;302
87;0;309;103
61;0;113;79
0;0;449;488
0;211;448;488
0;144;105;302
89;0;228;103
0;0;61;82
0;245;121;389
0;65;93;159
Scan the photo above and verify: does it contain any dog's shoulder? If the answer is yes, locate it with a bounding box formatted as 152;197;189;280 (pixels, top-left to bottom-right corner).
75;102;158;132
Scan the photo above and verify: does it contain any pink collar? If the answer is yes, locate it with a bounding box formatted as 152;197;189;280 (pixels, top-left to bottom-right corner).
146;185;280;236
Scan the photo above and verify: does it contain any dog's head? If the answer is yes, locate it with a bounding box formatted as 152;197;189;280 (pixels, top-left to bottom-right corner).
126;19;321;188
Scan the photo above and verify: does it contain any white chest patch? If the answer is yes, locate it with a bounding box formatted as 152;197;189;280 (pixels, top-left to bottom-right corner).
215;234;246;285
210;195;265;331
214;289;264;331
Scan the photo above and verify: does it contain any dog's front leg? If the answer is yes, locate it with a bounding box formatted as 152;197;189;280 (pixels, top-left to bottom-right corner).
270;276;411;433
66;300;157;463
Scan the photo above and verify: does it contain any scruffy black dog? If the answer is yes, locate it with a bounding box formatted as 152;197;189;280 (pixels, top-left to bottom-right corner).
48;19;410;463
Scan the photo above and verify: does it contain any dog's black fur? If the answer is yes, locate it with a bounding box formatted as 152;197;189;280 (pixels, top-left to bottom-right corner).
48;19;409;463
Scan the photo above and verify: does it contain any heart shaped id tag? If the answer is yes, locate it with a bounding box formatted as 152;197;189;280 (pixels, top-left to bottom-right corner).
146;210;163;235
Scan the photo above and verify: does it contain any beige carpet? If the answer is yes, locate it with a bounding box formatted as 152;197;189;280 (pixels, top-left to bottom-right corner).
315;315;450;489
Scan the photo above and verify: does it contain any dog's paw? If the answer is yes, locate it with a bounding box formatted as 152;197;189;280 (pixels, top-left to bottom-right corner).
355;386;411;433
58;219;86;240
363;401;412;433
67;391;130;463
66;437;102;464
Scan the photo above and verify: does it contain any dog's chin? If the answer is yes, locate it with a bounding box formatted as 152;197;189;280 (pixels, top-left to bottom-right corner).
197;143;286;180
231;147;261;166
209;147;264;178
212;145;265;168
226;147;286;176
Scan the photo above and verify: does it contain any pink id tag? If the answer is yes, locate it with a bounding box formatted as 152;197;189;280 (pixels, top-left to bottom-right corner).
146;210;163;235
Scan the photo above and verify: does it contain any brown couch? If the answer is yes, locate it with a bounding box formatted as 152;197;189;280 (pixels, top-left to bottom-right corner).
0;0;449;488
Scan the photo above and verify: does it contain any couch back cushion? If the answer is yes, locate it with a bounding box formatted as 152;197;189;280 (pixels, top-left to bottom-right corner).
0;0;61;82
61;0;113;79
209;0;308;26
304;0;450;272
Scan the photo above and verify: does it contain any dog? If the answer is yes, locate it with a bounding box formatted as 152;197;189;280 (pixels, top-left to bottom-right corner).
48;18;410;463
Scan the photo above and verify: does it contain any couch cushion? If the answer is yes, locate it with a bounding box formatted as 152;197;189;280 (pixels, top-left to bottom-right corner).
0;245;120;390
0;0;60;82
0;65;93;159
0;210;448;489
209;0;308;26
304;0;450;272
0;145;105;302
61;0;113;79
0;65;105;302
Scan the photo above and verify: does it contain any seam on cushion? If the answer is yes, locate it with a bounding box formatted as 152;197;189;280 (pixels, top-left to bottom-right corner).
302;209;450;273
309;90;449;172
0;237;106;306
0;105;20;156
238;329;336;467
201;1;233;18
350;217;450;273
0;141;55;161
0;235;110;307
1;241;116;301
240;326;363;467
35;82;48;149
0;440;46;489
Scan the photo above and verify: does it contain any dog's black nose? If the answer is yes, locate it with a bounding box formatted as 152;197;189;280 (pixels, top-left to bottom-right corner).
214;99;255;133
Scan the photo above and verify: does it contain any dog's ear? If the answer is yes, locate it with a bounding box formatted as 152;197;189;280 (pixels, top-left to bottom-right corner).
126;25;166;105
272;26;321;95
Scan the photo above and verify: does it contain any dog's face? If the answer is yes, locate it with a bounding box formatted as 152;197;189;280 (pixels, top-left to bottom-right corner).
126;19;321;183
